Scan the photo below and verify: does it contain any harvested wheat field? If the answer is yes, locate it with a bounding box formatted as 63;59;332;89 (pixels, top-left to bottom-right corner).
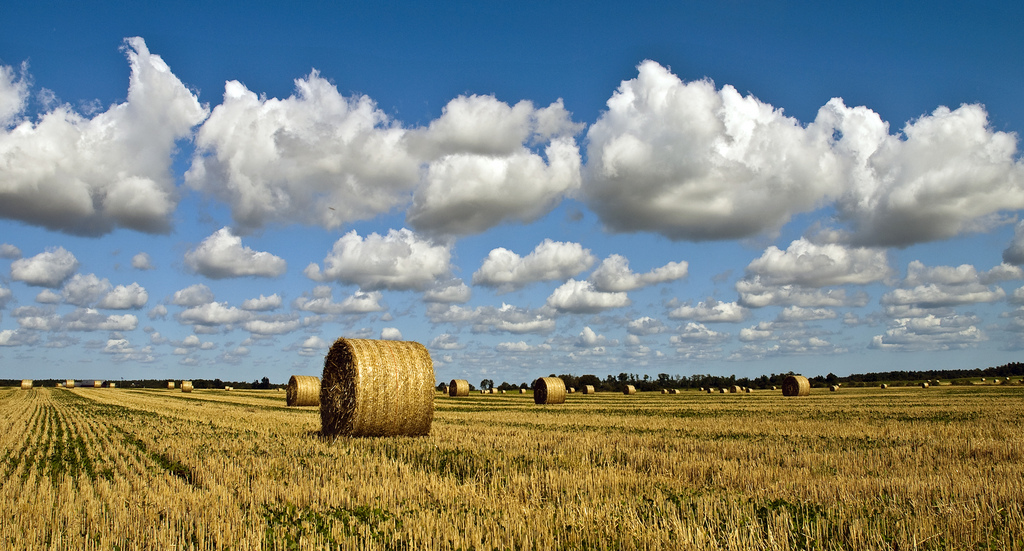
0;385;1022;549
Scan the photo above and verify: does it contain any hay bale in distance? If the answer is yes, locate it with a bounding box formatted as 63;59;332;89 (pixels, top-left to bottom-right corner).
569;388;576;393
782;375;810;397
829;385;839;392
729;385;741;393
921;382;929;388
320;337;434;438
581;385;596;394
167;381;175;389
533;377;566;405
661;389;668;394
286;375;321;407
108;382;116;388
519;388;526;394
745;388;753;393
21;380;32;390
448;379;469;397
670;389;681;394
880;384;888;389
66;380;75;389
720;388;727;394
181;381;193;393
93;380;102;388
623;385;636;395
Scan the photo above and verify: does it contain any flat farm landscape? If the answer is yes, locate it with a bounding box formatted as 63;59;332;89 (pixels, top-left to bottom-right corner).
1;385;1022;550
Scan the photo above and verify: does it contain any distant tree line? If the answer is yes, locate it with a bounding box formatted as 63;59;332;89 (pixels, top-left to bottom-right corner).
0;377;283;389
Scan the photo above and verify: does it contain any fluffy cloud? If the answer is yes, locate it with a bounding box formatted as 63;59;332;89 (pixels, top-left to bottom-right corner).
131;252;154;270
776;306;838;322
583;60;841;241
97;283;148;310
0;62;29;126
626;316;668;336
62;309;138;332
381;327;403;340
743;239;891;287
472;239;595;292
736;280;868;308
824;100;1024;247
0;38;207;235
243;318;301;335
171;284;215;307
187;71;418;232
305;228;451;291
670;322;729;344
870;314;985;351
62;273;110;306
589;254;688;292
0;243;21;259
177;302;250;327
0;286;11;308
427;303;556;335
241;294;282;311
294;287;385;315
668;298;747;323
546;280;630;314
11;247;79;288
429;333;464;350
423;281;472;303
407;96;583;235
185;227;287;279
881;261;1012;309
576;326;614;348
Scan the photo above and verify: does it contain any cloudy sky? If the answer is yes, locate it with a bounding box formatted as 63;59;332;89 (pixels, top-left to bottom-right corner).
2;2;1024;384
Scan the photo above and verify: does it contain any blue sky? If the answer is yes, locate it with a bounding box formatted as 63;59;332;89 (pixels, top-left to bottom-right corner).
2;1;1024;385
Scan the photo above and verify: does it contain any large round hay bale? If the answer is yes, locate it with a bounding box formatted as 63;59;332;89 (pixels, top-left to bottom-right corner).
286;375;321;406
781;375;810;396
581;385;596;394
729;385;741;393
320;337;434;437
533;377;566;405
623;385;636;395
66;380;75;389
168;381;175;389
181;381;193;393
448;379;469;397
21;380;32;390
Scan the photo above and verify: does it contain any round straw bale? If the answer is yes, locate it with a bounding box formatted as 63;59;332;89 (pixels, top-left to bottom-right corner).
533;377;567;405
920;382;929;388
569;388;576;393
661;389;668;394
108;382;116;388
320;337;434;437
707;387;714;393
286;375;321;406
829;385;839;392
581;385;596;394
772;386;777;391
880;383;888;389
519;388;526;394
448;379;469;397
491;388;499;394
623;385;636;395
670;389;681;394
21;380;32;390
181;381;193;393
57;382;63;388
94;380;102;388
66;380;75;388
168;381;175;389
729;385;741;393
745;388;753;393
720;388;727;393
781;375;810;396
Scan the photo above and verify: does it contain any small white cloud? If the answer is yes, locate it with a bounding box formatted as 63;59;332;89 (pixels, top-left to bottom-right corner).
423;281;472;303
11;247;79;288
185;227;287;279
589;254;688;292
626;316;668;336
381;327;403;340
241;294;282;311
668;298;747;323
546;279;630;314
305;228;451;291
62;273;111;306
743;238;891;287
35;289;61;304
429;333;464;350
97;283;148;310
178;302;250;326
472;239;595;292
0;243;22;259
131;252;154;270
148;304;168;320
171;284;214;307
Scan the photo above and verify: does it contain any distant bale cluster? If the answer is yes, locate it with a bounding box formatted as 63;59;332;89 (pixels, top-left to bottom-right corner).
286;375;320;406
320;337;434;438
533;377;566;405
782;375;810;397
448;379;469;397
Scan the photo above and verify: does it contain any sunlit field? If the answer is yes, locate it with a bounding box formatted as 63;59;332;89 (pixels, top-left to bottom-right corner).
1;384;1022;550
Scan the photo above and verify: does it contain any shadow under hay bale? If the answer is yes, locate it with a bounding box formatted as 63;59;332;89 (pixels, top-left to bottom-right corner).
448;379;469;397
321;337;434;438
533;377;566;405
287;375;321;406
782;375;810;396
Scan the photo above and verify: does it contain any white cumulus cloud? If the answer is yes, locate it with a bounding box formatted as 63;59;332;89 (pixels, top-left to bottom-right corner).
546;280;630;314
589;254;688;292
668;298;747;323
472;239;595;292
11;247;79;288
185;227;287;279
305;228;451;291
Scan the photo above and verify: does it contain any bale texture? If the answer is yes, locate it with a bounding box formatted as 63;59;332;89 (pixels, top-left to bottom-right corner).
168;381;175;389
782;375;810;397
321;337;434;437
623;385;636;395
181;381;193;393
448;379;469;397
533;377;566;405
582;385;596;395
21;380;32;390
287;375;321;406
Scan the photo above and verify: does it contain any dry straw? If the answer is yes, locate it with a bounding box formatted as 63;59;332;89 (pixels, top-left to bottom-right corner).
670;389;681;395
582;385;596;394
519;388;526;394
168;381;175;389
730;385;742;393
569;388;576;393
881;383;888;389
286;375;321;407
448;379;469;397
66;380;75;389
108;382;116;388
782;375;810;397
181;381;193;393
94;380;102;388
320;337;434;438
623;385;636;395
830;385;839;392
661;389;668;394
921;382;929;388
533;377;566;405
20;380;32;390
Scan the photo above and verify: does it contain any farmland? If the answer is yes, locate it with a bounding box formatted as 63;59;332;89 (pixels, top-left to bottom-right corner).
1;385;1022;550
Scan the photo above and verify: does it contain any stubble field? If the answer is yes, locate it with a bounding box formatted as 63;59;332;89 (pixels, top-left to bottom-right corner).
1;384;1022;550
